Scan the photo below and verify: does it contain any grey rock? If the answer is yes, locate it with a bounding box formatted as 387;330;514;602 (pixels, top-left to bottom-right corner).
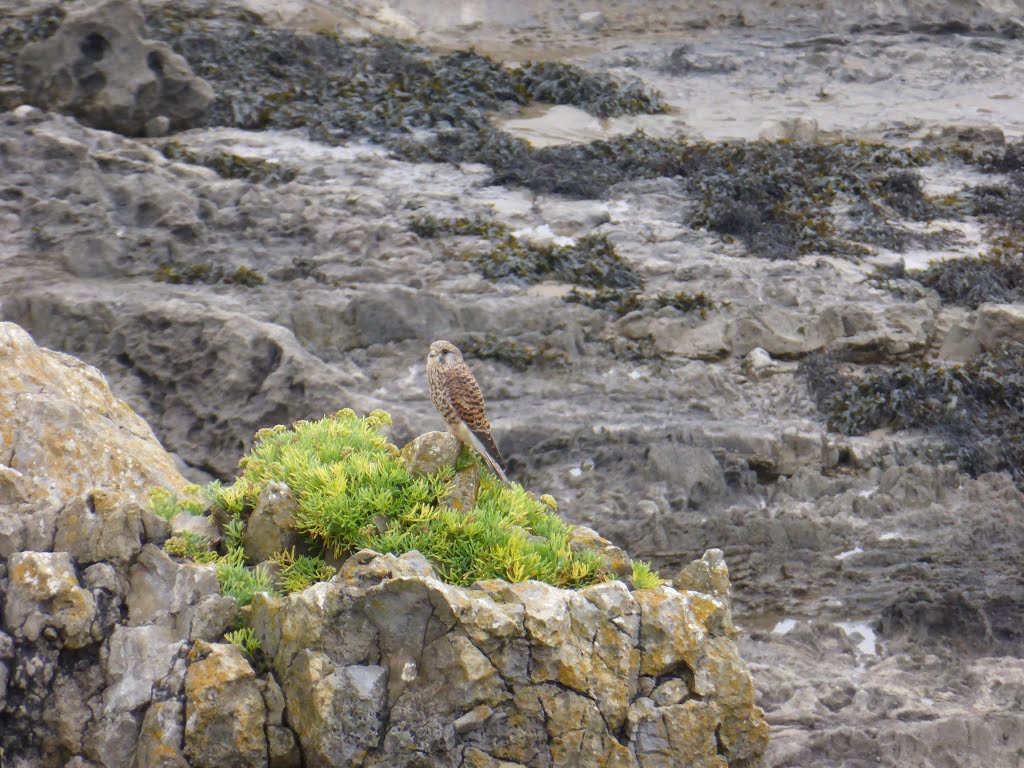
84;710;142;768
254;549;765;766
54;492;145;566
758;117;821;143
283;652;388;767
242;481;305;564
189;594;238;642
400;431;461;477
4;551;97;648
170;511;221;548
267;725;302;768
82;562;125;596
577;11;607;30
104;624;186;713
126;544;224;635
0;464;59;558
17;0;213;136
134;699;189;768
976;302;1024;351
0;321;189;511
183;642;267;768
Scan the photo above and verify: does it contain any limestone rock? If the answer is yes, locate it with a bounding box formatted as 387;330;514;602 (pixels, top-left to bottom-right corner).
135;699;189;768
54;491;144;566
4;551;98;649
104;623;187;713
183;642;268;768
283;651;388;766
674;549;736;637
758;117;821;143
976;302;1024;350
242;481;305;564
0;322;188;512
127;544;231;640
401;431;461;476
567;525;632;580
16;0;213;136
249;549;767;767
0;464;59;558
170;511;221;549
445;465;481;511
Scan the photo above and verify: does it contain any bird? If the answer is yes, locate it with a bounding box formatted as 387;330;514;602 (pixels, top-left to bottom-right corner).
426;339;509;484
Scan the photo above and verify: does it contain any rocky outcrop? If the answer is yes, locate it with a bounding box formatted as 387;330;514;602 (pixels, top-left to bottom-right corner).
0;322;186;557
4;2;1024;765
243;548;768;768
16;0;213;136
0;323;768;766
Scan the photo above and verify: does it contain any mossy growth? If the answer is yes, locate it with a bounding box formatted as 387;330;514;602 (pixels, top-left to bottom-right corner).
631;560;665;590
153;263;265;287
269;548;336;593
801;346;1024;488
207;409;611;588
224;625;262;659
161;144;297;185
224;625;266;670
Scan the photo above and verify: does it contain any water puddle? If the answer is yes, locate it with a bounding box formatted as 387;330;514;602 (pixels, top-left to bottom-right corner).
836;620;879;656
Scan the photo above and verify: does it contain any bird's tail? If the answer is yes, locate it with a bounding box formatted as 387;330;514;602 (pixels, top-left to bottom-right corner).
466;429;510;485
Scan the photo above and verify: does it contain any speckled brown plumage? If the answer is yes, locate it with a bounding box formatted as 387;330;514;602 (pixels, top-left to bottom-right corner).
426;339;508;483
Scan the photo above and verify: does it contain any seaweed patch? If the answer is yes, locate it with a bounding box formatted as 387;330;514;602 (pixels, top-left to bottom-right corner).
801;347;1024;487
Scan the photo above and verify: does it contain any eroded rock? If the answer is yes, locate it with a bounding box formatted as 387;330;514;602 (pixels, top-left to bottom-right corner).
4;551;97;649
16;0;213;136
248;549;767;767
0;321;188;512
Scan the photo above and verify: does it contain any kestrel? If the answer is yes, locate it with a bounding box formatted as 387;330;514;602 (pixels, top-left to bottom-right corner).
426;340;509;484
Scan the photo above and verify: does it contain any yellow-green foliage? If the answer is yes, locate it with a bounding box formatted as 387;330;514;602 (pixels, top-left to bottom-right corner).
211;409;607;588
163;531;219;564
149;485;207;521
224;626;262;662
270;548;337;593
217;546;278;607
631;559;665;590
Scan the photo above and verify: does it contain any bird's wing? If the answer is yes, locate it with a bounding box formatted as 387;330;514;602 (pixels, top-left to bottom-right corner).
443;364;507;473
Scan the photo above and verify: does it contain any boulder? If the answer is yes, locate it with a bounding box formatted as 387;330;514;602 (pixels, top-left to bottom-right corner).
401;431;462;476
16;0;213;136
54;491;145;566
0;321;188;517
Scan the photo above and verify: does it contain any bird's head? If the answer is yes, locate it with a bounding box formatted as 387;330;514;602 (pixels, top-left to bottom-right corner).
428;339;462;366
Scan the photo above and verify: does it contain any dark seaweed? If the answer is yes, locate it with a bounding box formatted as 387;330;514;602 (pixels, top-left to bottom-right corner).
413;215;641;289
459;333;567;370
801;347;1024;487
871;235;1024;309
0;5;65;86
565;287;721;318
